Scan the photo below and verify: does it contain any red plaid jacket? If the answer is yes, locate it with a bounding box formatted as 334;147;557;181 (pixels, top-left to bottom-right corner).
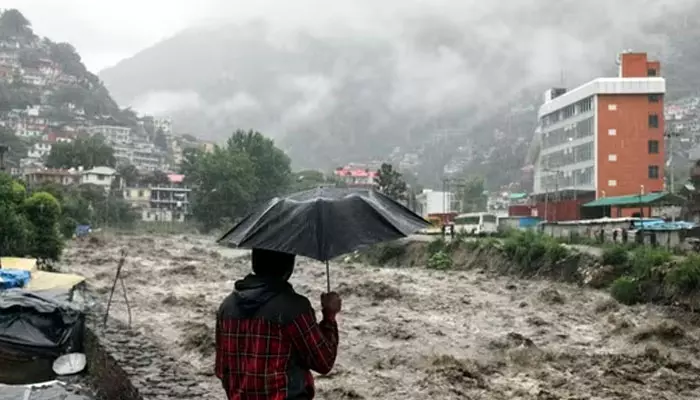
215;278;339;400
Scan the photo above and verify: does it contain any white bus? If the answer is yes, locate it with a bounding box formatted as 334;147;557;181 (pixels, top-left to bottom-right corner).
453;212;499;236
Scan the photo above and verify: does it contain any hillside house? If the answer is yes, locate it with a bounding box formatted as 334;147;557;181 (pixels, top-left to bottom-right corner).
333;166;379;187
154;117;173;135
22;69;45;86
88;125;132;144
114;142;163;171
124;173;190;222
0;65;12;79
27;142;52;159
0;51;19;67
81;166;120;191
15;122;46;138
56;74;78;85
24;168;80;186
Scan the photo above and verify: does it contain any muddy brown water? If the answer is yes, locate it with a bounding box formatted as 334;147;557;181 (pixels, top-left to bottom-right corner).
59;234;700;400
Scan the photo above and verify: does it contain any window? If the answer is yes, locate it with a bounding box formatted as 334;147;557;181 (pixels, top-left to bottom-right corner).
455;216;480;225
648;140;659;154
649;94;660;103
608;180;617;187
481;214;498;223
97;175;105;181
648;165;660;179
578;97;593;113
608;104;617;111
608;154;617;162
608;128;617;136
647;68;657;77
649;114;659;128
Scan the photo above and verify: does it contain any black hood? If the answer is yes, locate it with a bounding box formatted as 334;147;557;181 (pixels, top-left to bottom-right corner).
233;274;291;317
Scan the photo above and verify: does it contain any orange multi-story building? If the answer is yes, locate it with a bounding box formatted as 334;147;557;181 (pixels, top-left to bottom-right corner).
529;52;665;221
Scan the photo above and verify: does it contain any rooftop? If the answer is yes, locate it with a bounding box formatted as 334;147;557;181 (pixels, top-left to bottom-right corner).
582;192;685;208
539;77;666;117
82;166;117;176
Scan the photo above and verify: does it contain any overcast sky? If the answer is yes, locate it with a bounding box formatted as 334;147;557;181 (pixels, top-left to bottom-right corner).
4;0;419;72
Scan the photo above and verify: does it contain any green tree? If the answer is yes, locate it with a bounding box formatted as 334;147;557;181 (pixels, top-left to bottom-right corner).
184;146;258;231
291;170;327;192
0;127;28;168
118;164;140;187
0;9;34;38
0;173;31;258
227;130;292;202
23;192;63;261
140;170;170;186
457;176;487;212
154;128;168;151
46;136;116;169
48;42;86;78
183;130;292;231
180;147;202;174
374;163;407;201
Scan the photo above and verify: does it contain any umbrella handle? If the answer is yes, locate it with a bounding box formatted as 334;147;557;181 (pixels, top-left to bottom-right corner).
325;260;331;292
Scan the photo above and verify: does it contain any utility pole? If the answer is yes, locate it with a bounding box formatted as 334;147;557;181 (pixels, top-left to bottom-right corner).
665;127;681;221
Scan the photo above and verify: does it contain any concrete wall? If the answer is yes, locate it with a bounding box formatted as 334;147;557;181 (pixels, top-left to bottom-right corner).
84;309;208;400
540;222;684;249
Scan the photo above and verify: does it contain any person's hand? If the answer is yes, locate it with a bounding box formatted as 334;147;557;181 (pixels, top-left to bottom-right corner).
321;292;342;315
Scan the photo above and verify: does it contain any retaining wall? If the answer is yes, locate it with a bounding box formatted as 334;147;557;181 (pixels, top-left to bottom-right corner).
83;310;209;400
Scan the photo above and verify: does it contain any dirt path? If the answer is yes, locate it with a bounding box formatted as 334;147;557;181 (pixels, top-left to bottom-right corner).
60;234;700;400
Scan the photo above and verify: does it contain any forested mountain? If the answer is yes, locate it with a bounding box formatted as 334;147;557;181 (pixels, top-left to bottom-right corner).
99;0;700;188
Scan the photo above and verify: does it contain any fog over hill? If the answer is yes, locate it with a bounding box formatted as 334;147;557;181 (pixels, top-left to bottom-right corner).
99;0;700;184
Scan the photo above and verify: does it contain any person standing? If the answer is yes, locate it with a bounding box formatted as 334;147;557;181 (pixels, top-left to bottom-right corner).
215;248;341;400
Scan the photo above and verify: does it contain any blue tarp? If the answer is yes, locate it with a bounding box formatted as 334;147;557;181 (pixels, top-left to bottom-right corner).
518;217;542;228
632;219;697;231
75;225;91;237
0;269;31;290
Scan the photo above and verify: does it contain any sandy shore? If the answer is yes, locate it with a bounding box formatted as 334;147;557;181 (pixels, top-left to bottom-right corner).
59;233;700;399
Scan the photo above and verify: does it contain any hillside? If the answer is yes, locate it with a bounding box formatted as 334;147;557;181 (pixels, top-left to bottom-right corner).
0;10;128;119
100;1;700;187
0;9;167;170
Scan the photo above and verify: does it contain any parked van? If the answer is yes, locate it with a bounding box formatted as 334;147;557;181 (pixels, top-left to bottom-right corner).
453;212;499;236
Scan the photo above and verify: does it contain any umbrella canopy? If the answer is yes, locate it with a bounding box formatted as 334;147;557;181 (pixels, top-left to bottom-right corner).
218;187;430;261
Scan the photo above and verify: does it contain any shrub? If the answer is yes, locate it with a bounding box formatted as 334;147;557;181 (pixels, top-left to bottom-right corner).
480;237;500;250
371;243;406;265
60;217;78;239
630;247;672;280
427;238;447;256
464;240;481;251
455;229;470;242
602;246;629;267
427;250;453;270
545;243;569;265
502;230;568;271
664;256;700;297
23;192;64;261
610;277;642;305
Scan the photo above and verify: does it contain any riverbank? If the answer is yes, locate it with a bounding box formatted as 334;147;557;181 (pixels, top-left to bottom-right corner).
363;232;700;310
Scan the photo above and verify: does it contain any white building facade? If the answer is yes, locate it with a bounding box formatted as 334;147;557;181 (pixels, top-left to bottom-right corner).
415;189;454;217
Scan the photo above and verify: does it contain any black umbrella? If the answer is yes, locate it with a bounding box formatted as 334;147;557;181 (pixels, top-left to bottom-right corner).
218;187;431;290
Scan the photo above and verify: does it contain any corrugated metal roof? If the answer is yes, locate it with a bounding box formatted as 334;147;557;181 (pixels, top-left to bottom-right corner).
582;192;683;207
509;193;528;200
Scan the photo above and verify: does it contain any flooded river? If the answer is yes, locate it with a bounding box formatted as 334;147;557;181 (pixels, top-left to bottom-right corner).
60;234;700;399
